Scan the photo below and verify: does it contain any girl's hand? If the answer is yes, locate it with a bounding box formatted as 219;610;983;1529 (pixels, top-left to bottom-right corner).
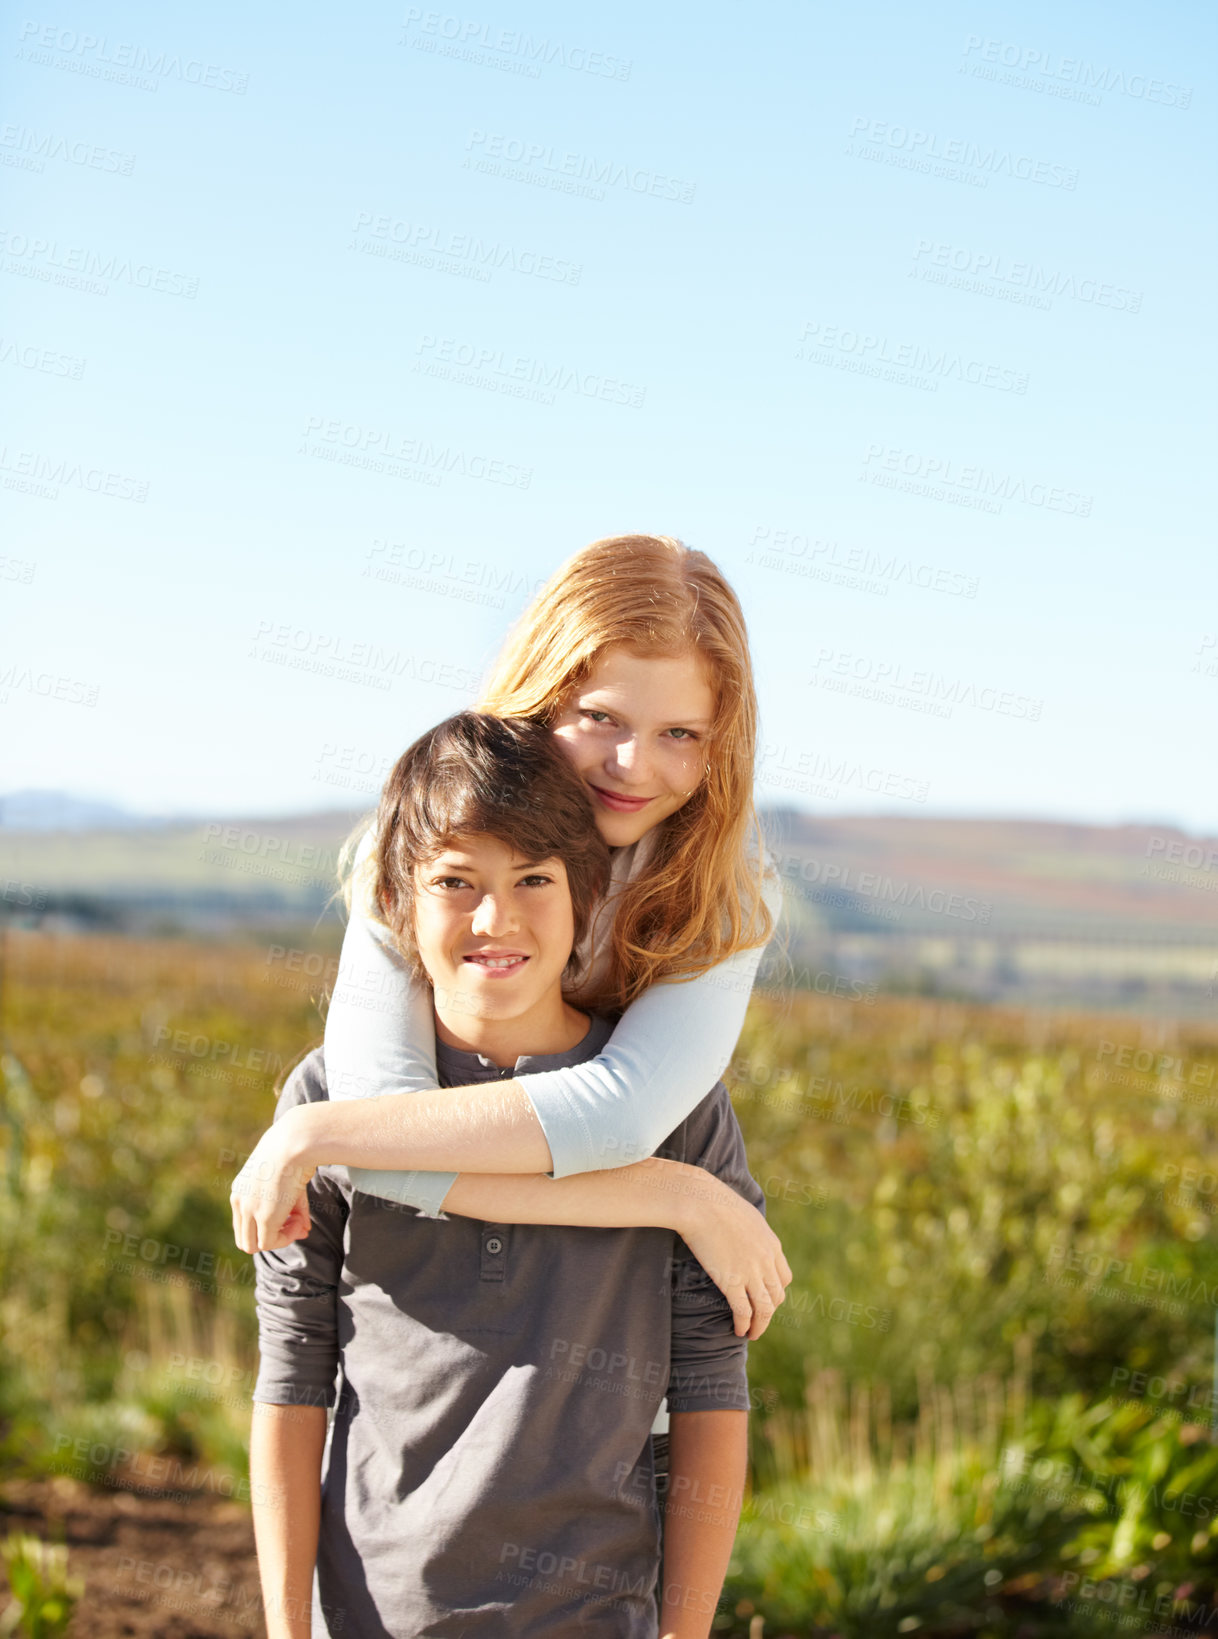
231;1107;317;1254
675;1173;793;1341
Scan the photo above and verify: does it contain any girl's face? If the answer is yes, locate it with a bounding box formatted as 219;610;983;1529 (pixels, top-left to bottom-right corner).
549;646;716;848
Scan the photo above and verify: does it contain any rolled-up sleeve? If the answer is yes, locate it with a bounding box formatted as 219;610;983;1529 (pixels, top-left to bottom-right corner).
252;1054;348;1408
665;1085;765;1414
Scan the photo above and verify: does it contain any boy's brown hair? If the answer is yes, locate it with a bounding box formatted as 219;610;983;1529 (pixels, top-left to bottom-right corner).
373;712;610;982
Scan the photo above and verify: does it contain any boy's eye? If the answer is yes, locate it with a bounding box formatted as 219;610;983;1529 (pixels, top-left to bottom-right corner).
432;875;472;891
519;874;553;888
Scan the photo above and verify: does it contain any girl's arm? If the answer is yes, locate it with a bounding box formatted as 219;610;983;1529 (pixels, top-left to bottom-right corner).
235;873;781;1213
442;1159;790;1340
323;839;458;1219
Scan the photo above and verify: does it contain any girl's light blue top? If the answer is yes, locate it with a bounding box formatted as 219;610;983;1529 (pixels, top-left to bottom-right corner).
323;830;782;1218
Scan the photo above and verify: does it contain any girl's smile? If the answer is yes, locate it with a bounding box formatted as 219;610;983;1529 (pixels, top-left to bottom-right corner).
587;785;654;814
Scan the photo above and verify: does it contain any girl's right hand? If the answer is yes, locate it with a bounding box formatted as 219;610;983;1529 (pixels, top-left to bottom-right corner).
230;1105;317;1254
675;1171;792;1341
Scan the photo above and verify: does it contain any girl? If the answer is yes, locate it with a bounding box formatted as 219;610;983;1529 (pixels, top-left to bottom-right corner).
232;534;791;1335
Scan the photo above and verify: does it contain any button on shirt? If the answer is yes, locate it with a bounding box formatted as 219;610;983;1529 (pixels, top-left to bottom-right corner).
253;1014;762;1638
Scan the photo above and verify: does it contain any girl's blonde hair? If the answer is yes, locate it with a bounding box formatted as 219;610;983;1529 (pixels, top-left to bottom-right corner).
477;533;772;1010
340;533;773;1013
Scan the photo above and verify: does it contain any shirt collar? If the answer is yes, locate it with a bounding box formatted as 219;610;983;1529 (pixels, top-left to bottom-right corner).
434;1012;613;1082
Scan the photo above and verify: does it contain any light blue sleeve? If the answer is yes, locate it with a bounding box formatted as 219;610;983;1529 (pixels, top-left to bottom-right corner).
522;869;784;1178
323;843;782;1203
323;869;457;1219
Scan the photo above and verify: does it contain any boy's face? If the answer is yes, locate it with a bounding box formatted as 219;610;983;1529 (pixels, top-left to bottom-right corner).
411;834;577;1026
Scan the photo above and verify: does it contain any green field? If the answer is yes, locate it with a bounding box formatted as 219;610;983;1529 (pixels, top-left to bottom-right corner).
2;929;1217;1636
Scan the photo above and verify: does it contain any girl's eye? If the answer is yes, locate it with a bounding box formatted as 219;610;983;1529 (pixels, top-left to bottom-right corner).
582;709;613;724
432;876;472;891
666;727;698;741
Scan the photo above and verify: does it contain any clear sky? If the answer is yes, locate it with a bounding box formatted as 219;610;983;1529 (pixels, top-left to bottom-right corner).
2;1;1215;830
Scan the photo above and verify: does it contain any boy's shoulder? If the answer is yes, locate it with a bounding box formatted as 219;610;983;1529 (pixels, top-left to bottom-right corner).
273;1044;328;1121
658;1081;763;1208
663;1079;733;1149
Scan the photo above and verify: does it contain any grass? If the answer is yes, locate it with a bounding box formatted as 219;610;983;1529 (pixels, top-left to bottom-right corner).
2;930;1217;1634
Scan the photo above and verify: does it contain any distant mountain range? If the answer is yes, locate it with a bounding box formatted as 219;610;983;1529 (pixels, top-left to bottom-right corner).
765;807;1218;941
2;796;1214;1014
0;790;177;831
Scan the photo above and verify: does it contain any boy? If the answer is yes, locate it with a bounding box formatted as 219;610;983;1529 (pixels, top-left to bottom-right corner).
251;712;765;1638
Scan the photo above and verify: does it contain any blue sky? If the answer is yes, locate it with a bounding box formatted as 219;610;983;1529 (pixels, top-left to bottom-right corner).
2;0;1215;830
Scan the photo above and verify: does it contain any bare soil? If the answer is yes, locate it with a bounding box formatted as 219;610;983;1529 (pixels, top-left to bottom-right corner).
0;1477;262;1637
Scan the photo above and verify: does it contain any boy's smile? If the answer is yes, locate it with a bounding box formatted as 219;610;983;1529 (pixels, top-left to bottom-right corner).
463;949;530;975
413;834;589;1064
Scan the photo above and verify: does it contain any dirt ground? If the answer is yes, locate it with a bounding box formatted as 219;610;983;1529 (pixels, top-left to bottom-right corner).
0;1477;263;1637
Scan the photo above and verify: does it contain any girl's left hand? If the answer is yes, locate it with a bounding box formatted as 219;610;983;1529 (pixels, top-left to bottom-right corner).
231;1107;316;1253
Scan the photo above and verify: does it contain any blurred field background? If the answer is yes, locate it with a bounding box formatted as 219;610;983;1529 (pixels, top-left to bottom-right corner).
2;805;1218;1636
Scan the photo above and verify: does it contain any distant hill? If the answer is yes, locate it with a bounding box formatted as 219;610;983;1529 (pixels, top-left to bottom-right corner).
2;802;1215;1013
765;809;1218;1016
765;809;1218;941
0;790;170;831
0;806;366;937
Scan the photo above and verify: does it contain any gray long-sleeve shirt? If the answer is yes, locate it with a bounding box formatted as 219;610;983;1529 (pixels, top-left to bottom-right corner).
253;1014;762;1638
